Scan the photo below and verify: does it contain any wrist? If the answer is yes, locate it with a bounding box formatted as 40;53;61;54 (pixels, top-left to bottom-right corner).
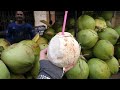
40;54;46;60
40;60;64;79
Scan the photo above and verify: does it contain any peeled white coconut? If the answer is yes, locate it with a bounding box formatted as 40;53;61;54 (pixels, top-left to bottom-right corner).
47;32;81;67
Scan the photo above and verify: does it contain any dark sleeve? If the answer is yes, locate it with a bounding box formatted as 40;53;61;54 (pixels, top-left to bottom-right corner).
37;60;64;79
5;24;13;44
28;24;35;39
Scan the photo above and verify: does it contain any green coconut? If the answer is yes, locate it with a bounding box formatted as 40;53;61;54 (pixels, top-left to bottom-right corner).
43;28;55;41
98;28;119;45
65;58;89;79
77;29;98;49
81;49;94;60
67;29;75;36
0;38;11;49
105;57;119;75
19;40;40;56
30;59;40;79
93;40;114;60
88;58;111;79
0;60;10;79
77;15;95;30
114;26;120;36
1;43;35;74
95;19;107;31
101;11;113;21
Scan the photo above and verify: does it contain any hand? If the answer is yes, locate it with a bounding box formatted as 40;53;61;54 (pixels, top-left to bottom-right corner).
39;48;48;60
63;63;76;73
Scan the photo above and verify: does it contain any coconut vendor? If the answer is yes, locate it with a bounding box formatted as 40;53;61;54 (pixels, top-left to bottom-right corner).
5;11;35;44
37;48;75;79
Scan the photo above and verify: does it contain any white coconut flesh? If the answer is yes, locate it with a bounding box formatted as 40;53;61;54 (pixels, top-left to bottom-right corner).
47;32;81;67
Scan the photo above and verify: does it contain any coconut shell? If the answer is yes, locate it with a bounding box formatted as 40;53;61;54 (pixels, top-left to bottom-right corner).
47;32;81;67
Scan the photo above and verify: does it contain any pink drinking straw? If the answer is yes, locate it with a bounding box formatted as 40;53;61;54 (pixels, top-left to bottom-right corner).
62;11;68;35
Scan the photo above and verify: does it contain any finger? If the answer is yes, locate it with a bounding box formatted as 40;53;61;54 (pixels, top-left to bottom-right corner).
40;48;48;53
44;47;48;51
63;63;75;72
41;48;47;51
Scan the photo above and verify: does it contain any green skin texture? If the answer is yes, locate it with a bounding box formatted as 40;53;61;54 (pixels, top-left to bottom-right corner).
97;17;105;21
67;18;75;29
98;28;119;45
95;19;107;29
39;44;48;51
30;56;40;79
37;37;48;45
65;58;89;79
0;60;10;79
77;15;96;31
56;26;62;33
114;26;120;36
81;49;93;60
69;18;75;26
56;26;67;33
10;73;25;79
67;29;75;36
88;58;111;79
106;21;112;28
19;40;40;78
1;43;35;74
105;57;119;75
20;40;40;56
43;28;55;41
101;11;113;21
52;21;63;31
24;71;33;79
93;40;114;60
0;39;10;49
114;44;120;59
78;29;98;49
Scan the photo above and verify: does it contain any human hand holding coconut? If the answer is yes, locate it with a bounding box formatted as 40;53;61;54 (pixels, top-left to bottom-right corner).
38;47;72;79
38;32;80;79
39;48;48;60
40;47;76;71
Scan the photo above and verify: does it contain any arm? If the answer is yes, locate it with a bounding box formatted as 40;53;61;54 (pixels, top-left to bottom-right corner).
37;48;75;79
28;24;35;39
5;23;13;44
37;48;64;79
37;60;64;79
